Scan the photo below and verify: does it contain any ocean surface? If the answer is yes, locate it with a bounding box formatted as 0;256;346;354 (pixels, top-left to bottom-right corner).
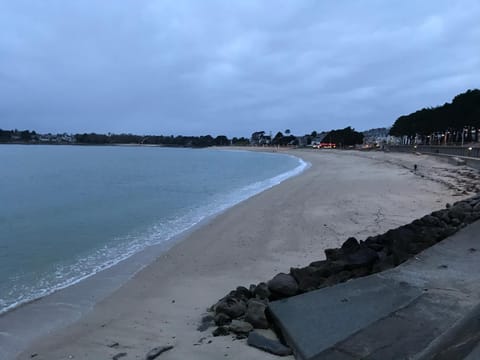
0;145;307;314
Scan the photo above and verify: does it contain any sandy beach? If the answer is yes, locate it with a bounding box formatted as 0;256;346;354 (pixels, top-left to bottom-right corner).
9;149;479;360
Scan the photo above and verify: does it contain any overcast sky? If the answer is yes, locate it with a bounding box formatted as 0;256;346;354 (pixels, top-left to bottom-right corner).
1;1;479;137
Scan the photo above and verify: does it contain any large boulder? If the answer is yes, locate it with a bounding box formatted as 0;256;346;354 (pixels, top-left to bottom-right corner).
431;209;452;224
214;312;231;326
215;296;246;318
245;299;269;329
344;246;379;269
290;266;328;292
341;237;361;254
324;247;343;261
229;320;253;335
213;326;229;337
382;226;418;247
254;282;270;300
449;202;472;221
420;214;444;227
323;270;352;286
233;286;252;301
267;273;298;298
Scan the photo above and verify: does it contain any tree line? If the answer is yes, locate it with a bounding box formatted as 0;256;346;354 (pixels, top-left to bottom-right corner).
389;89;480;143
0;130;251;148
322;127;364;147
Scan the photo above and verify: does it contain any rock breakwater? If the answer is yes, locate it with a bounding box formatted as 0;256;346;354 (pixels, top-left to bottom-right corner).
209;194;480;347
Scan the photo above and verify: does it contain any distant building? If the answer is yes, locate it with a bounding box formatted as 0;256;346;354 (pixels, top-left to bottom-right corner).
362;127;390;148
251;131;271;146
310;132;328;147
296;136;310;147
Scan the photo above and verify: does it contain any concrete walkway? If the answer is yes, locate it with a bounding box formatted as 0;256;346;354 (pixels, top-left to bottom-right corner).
268;220;480;360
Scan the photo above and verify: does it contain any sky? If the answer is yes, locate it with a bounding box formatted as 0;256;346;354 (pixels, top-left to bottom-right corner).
0;1;479;137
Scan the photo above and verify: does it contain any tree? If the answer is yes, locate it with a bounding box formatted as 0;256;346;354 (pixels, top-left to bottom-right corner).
285;129;291;135
323;127;363;147
214;135;229;146
389;89;480;142
273;131;284;145
232;137;250;145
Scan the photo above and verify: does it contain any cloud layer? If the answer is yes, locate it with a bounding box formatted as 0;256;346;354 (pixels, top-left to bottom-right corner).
1;0;479;136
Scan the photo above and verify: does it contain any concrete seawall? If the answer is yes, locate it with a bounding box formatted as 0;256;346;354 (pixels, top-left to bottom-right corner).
387;145;480;170
269;220;480;359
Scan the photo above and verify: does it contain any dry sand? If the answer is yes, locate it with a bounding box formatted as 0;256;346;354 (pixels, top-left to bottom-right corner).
13;149;478;360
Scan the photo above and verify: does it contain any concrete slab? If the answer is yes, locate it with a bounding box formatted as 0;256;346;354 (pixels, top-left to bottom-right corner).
268;276;422;360
464;342;480;360
268;220;480;360
329;292;463;360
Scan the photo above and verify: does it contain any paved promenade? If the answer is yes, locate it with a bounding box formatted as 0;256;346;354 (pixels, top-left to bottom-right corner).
269;220;480;359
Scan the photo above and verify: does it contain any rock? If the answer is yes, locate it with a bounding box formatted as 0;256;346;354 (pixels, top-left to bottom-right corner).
213;326;230;337
145;345;173;360
113;353;127;360
245;299;269;329
371;255;395;273
197;314;214;331
344;247;379;269
421;215;444;227
234;286;252;301
309;259;347;274
247;332;292;356
214;312;231;326
388;226;420;245
366;242;384;251
309;259;328;267
290;266;328;292
267;273;298;298
449;202;472;221
327;260;348;274
406;241;429;255
451;218;461;227
254;282;270;299
324;247;343;261
464;212;480;224
341;237;360;254
473;202;480;212
229;320;253;335
215;296;246;318
431;209;451;224
351;266;371;278
323;270;352;286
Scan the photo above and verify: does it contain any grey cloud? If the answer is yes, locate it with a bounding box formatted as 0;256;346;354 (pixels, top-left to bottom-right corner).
0;0;479;137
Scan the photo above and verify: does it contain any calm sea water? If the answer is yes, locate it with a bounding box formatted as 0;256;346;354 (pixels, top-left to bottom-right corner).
0;145;306;314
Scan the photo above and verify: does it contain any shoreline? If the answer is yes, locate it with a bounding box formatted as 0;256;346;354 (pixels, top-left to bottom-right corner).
0;148;308;359
4;149;477;359
0;149;308;317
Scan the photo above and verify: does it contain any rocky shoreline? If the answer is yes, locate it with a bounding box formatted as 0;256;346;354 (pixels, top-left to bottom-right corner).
208;193;480;355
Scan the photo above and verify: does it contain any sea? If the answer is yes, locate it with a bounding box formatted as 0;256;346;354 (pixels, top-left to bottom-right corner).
0;145;307;314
